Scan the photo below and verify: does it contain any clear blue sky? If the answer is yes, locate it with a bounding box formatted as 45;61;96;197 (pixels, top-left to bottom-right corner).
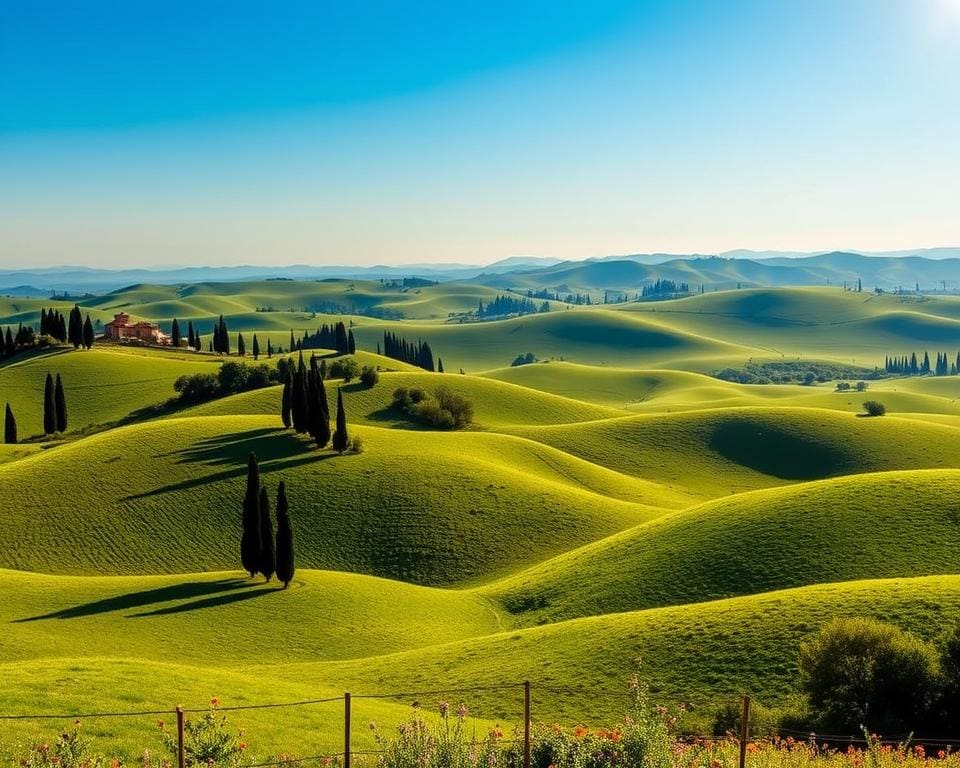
2;0;959;267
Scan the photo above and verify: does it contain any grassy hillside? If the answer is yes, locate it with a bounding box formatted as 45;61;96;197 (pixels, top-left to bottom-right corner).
507;407;960;498
0;415;671;581
0;347;218;436
486;469;960;622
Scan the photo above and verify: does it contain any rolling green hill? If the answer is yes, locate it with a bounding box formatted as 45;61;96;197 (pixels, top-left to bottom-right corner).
0;415;671;581
486;469;960;622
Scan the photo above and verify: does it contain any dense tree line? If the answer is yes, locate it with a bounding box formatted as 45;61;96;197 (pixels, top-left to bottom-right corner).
279;352;352;452
174;361;281;404
39;308;67;342
241;453;295;587
476;295;548;318
641;279;689;298
382;331;435;371
885;351;960;376
0;324;37;360
295;321;352;354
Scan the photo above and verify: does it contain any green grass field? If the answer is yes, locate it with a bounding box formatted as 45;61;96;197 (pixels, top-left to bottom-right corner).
5;282;960;759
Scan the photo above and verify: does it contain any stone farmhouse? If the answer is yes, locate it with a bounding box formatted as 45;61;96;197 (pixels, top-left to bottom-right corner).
102;312;170;344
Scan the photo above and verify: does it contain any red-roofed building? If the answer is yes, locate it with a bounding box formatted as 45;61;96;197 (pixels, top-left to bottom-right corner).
102;312;169;344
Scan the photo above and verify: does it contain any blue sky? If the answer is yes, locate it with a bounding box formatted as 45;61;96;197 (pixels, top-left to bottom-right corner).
2;0;959;267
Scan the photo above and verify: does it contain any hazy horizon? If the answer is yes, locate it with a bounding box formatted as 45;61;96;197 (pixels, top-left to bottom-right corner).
3;0;960;269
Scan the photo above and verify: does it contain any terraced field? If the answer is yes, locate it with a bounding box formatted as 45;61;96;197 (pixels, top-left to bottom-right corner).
3;281;960;759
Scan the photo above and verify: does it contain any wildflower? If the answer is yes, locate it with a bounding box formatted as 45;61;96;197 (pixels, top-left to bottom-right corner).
111;759;122;768
239;743;247;751
209;697;220;708
573;726;589;739
156;719;165;730
457;703;469;719
439;701;450;718
322;757;332;768
412;700;421;709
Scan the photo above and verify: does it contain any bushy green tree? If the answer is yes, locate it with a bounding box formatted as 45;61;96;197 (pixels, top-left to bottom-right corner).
798;617;940;734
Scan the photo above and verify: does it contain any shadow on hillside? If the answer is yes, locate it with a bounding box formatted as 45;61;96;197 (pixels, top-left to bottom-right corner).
160;427;303;467
128;585;277;617
14;578;252;622
123;449;338;501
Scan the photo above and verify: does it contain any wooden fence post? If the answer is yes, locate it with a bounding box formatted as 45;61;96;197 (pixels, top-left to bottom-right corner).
344;692;352;768
176;706;185;768
739;695;751;768
524;681;531;768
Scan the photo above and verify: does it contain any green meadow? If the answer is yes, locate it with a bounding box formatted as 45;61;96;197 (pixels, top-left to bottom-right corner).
4;281;960;758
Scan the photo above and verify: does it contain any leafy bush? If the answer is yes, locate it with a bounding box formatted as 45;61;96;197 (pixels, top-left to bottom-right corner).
16;723;112;768
349;435;364;454
511;352;538;367
329;357;360;382
836;381;851;391
798;617;940;734
359;366;379;387
863;400;886;416
159;699;247;768
391;386;473;429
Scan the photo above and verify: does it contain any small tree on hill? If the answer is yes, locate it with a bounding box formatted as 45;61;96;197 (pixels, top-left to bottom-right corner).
241;452;261;578
43;372;57;435
863;400;886;417
332;388;349;454
258;485;275;582
54;373;67;433
4;403;16;444
82;314;94;349
275;481;295;588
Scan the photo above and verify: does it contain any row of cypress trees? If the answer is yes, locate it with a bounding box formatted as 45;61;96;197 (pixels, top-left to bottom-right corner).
381;331;436;371
294;322;354;354
39;305;94;349
279;353;349;452
885;351;960;376
0;325;35;359
43;373;67;435
241;453;295;587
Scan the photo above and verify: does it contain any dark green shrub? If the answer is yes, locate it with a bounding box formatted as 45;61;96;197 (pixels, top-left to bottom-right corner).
798;617;940;734
863;400;886;416
360;366;379;387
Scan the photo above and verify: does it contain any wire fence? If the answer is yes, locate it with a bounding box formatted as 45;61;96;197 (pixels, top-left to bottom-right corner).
4;685;960;767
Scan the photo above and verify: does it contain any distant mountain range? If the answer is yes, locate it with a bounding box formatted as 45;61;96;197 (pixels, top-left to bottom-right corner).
3;248;960;295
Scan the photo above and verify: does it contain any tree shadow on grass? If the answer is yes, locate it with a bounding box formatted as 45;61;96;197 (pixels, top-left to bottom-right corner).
123;449;338;501
128;585;277;617
157;427;303;467
14;578;251;622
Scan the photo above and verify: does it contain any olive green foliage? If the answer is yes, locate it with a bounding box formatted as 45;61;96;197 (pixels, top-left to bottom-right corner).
798;617;940;734
391;386;473;429
863;400;887;416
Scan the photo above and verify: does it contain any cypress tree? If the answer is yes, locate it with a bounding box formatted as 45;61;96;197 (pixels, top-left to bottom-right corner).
57;313;67;343
275;481;295;588
347;329;356;354
332;388;349;454
281;368;293;429
4;403;16;444
258;485;276;581
252;334;260;360
291;360;308;433
68;305;83;348
237;333;246;357
241;452;261;578
54;373;67;433
43;373;56;435
81;315;92;349
335;322;348;354
267;339;273;358
187;321;195;349
438;357;444;373
40;308;48;335
290;329;295;352
4;326;14;357
319;358;327;381
307;362;331;448
171;319;182;348
220;316;230;354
